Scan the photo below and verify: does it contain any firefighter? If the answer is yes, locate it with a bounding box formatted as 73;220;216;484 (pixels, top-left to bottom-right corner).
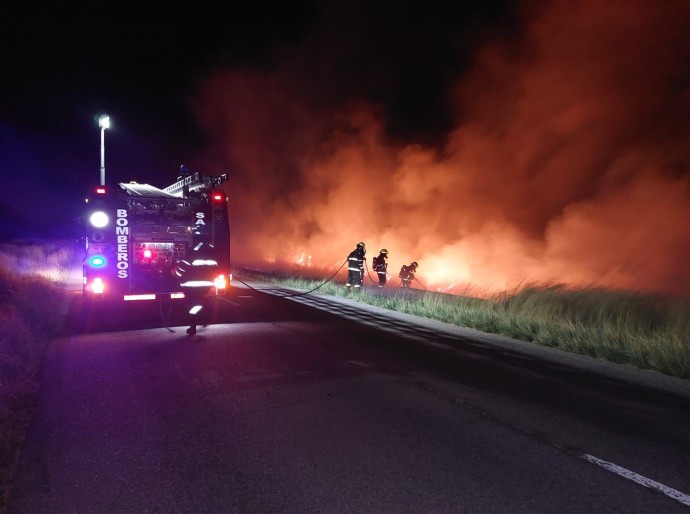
345;242;366;289
372;249;389;287
399;261;418;288
174;240;221;334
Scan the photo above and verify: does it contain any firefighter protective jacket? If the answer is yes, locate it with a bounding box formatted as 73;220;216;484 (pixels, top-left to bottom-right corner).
348;248;365;273
373;254;388;273
399;265;415;280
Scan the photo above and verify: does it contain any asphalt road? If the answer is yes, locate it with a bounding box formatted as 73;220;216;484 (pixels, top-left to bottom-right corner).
8;278;690;513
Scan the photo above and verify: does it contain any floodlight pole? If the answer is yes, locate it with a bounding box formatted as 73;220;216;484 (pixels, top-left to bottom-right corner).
98;114;110;186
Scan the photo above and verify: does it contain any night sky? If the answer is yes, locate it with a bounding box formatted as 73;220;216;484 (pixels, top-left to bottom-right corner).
1;1;508;207
2;1;689;298
1;0;324;223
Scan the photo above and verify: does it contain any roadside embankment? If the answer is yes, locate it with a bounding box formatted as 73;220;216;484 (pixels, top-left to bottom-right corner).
0;240;75;512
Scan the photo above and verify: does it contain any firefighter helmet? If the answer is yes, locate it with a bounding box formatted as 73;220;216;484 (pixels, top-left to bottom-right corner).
411;261;418;268
379;249;388;255
357;242;365;248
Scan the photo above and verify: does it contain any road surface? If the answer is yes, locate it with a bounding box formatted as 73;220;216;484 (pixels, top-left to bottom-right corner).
8;278;690;513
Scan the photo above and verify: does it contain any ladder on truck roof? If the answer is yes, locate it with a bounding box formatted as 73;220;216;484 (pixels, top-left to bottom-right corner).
162;171;228;198
119;183;179;198
162;172;206;197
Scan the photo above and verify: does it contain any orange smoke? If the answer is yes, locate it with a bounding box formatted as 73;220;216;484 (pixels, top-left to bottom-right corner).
194;0;690;298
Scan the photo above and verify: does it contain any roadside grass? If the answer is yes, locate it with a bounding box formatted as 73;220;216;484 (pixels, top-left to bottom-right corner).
0;241;74;512
245;272;690;380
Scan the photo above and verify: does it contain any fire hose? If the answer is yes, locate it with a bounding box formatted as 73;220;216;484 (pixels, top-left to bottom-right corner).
364;260;379;285
233;259;348;297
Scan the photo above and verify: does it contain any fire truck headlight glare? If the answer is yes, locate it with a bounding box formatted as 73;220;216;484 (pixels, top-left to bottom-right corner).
90;211;109;228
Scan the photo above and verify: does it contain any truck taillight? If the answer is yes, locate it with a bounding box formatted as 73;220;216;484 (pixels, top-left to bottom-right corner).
214;274;227;294
91;278;105;295
212;191;226;212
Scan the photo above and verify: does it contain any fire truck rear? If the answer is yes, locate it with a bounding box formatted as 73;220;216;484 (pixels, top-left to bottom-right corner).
82;169;230;303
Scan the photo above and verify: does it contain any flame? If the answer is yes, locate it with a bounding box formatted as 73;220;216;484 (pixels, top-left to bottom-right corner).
294;252;313;268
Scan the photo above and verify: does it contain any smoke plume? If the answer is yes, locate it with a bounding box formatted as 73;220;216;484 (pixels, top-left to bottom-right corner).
194;0;690;297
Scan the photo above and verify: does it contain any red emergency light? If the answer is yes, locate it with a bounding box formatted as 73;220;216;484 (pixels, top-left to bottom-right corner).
95;187;107;194
213;193;223;201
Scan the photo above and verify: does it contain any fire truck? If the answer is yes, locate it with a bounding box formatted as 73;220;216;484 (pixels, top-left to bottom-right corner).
82;168;230;303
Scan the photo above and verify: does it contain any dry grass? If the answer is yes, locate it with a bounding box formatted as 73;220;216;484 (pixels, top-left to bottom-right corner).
0;241;73;512
260;274;690;379
491;284;690;378
0;242;73;283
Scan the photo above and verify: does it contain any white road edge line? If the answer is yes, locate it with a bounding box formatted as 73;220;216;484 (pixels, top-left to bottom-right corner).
581;454;690;507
